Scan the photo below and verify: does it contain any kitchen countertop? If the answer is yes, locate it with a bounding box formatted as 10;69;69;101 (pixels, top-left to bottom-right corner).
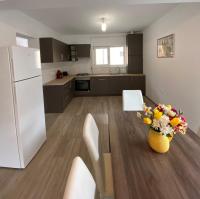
44;73;145;86
89;73;145;77
44;76;75;86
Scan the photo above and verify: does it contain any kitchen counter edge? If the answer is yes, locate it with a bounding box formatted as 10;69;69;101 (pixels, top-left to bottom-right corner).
44;74;145;86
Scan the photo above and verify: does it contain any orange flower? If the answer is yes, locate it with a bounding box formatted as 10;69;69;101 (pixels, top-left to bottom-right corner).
170;118;181;127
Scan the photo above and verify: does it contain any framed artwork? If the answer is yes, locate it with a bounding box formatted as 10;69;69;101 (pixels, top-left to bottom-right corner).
157;34;175;58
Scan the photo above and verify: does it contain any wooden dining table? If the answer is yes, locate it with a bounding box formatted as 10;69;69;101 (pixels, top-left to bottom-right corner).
108;97;200;199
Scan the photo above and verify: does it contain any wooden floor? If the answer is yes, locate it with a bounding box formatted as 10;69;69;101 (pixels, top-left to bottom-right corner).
0;96;118;199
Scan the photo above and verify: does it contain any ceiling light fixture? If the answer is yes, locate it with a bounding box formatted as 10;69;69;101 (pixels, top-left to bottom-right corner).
101;18;107;32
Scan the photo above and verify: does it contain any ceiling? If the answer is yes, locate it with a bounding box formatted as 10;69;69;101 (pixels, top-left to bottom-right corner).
21;4;177;34
0;0;200;34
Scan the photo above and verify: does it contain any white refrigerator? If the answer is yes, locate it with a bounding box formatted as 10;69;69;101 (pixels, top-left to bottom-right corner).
0;46;46;168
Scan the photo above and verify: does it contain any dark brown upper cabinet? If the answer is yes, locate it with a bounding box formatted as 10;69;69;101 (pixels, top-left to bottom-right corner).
76;44;91;57
127;34;143;55
69;44;91;61
126;34;143;74
39;38;69;63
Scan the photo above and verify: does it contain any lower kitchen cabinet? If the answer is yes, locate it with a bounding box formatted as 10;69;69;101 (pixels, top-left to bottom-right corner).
43;75;145;113
91;75;145;96
43;80;74;113
91;77;110;95
124;76;145;92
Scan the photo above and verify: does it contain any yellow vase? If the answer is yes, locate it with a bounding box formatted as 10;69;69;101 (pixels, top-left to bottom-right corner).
148;129;172;153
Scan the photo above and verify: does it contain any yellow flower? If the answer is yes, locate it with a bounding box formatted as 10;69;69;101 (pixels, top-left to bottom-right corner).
143;118;152;125
154;108;158;113
154;109;163;120
170;118;181;127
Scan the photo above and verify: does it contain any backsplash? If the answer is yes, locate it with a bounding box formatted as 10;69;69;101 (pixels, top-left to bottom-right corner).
93;66;127;74
41;58;92;84
41;58;127;84
41;63;64;84
64;58;92;74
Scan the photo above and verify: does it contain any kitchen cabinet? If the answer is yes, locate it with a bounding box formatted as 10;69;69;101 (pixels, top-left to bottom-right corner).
76;44;91;57
43;80;74;113
126;76;145;93
91;77;110;95
43;75;145;113
91;75;145;96
39;38;69;63
127;55;143;74
126;34;143;74
69;44;91;61
127;34;143;55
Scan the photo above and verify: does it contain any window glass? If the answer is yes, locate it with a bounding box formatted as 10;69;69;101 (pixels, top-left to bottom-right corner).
110;47;124;65
95;48;108;65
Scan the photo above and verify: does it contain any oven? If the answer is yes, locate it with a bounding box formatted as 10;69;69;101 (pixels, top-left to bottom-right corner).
75;77;90;91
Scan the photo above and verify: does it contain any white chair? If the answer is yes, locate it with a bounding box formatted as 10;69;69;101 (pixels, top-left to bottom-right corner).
83;113;114;199
122;90;144;111
63;157;96;199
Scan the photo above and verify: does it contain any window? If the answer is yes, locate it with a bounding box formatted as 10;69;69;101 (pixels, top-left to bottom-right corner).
16;36;29;47
94;46;125;66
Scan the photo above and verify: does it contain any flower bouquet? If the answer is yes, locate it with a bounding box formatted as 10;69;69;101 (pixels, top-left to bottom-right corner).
137;103;188;153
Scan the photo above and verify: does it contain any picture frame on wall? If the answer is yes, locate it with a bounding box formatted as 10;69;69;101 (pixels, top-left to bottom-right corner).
157;34;175;58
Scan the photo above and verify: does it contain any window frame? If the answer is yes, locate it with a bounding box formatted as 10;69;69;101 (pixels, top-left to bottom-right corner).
94;46;125;67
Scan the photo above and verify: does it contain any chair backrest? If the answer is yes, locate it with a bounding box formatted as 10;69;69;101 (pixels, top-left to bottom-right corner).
83;113;104;194
63;157;96;199
122;90;144;111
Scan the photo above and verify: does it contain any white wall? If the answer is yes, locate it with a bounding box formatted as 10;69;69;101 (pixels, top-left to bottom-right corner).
143;3;200;134
0;10;62;42
0;22;16;46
